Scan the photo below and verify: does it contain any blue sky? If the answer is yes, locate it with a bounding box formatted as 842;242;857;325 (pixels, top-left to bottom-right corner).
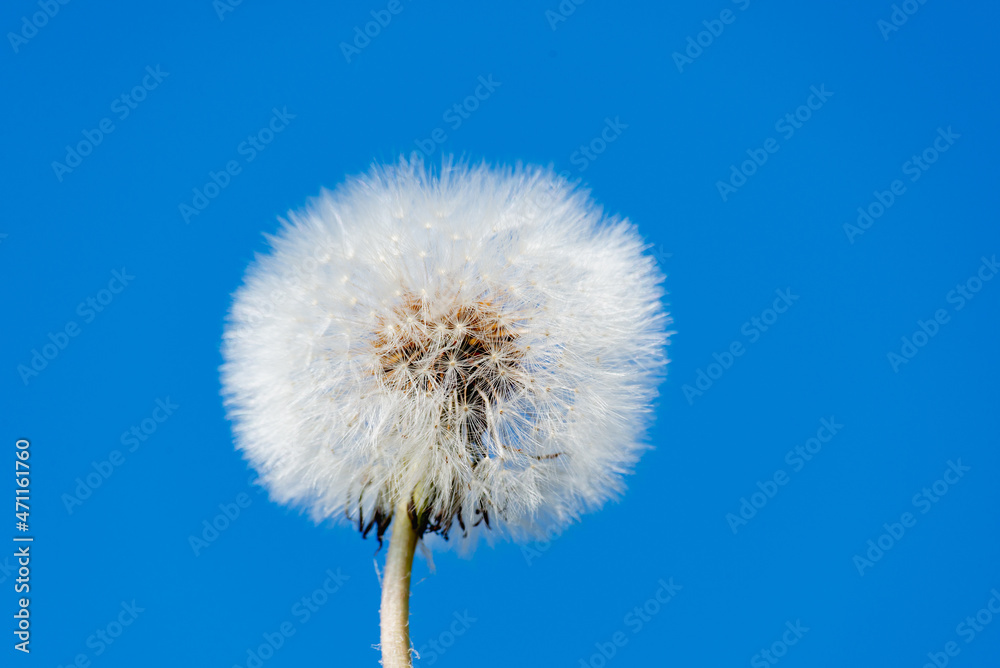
3;0;998;666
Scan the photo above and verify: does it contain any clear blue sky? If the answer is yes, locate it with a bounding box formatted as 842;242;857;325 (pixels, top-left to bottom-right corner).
3;1;999;666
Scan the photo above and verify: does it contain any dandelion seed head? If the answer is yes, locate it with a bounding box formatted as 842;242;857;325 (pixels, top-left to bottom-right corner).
221;157;670;549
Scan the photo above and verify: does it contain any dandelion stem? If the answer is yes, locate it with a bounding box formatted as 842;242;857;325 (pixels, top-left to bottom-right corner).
380;501;418;668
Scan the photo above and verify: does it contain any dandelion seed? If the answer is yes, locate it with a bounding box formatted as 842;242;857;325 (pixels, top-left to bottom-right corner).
221;157;670;667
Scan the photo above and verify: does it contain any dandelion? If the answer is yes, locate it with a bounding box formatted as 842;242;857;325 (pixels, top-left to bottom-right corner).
221;157;670;667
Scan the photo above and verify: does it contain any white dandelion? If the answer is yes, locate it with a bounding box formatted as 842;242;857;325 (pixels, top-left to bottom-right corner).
221;157;670;667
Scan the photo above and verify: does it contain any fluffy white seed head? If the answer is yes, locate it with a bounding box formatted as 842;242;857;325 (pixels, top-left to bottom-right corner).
221;158;670;548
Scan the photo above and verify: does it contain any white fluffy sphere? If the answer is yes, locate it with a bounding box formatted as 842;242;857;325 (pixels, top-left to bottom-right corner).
221;158;670;547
